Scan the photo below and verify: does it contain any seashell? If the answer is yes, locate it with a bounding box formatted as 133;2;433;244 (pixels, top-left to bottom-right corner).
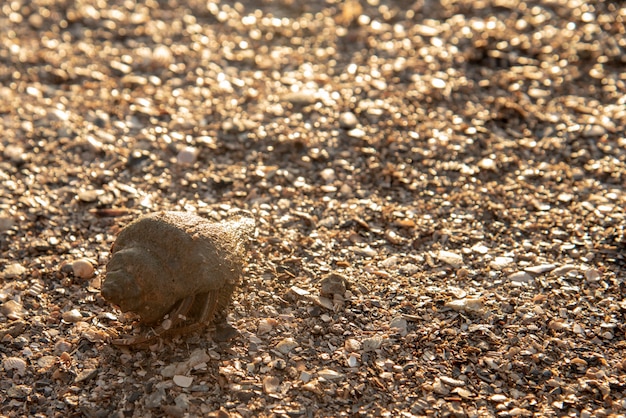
3;357;27;376
101;211;254;344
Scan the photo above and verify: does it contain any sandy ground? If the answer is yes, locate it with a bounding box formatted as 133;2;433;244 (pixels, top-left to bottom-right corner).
1;0;626;417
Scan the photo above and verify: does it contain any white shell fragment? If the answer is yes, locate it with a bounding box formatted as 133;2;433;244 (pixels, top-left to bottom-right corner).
61;309;84;323
362;335;384;352
1;263;27;279
344;338;361;352
3;357;27;376
0;300;25;320
318;369;344;380
389;316;408;336
437;251;464;268
257;318;276;335
176;146;199;165
508;271;534;283
263;376;280;393
490;257;515;270
347;354;359;368
445;298;485;314
275;338;298;354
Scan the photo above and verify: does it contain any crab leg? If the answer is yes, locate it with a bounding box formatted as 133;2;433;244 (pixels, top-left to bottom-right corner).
158;290;220;337
112;295;196;346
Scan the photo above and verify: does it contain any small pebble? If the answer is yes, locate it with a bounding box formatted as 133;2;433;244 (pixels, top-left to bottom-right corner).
263;376;280;393
557;193;574;202
319;273;347;297
161;405;185;418
188;349;211;370
338;111;358;129
490;256;515;270
453;387;474;399
601;331;613;340
284;91;318;105
3;145;27;164
151;45;174;68
414;24;440;36
0;215;15;232
478;158;497;171
582;124;606;137
508;271;534;283
1;300;25;320
448;401;466;416
471;243;489;254
174;393;190;411
161;364;177;378
490;394;508;402
318;216;338;228
61;309;84;323
72;258;95;279
431;78;446;89
144;388;166;408
362;335;383;352
77;188;102;202
448;287;467;298
3;321;26;338
299;371;312;383
384;229;403;245
528;88;550;98
54;339;73;355
173;375;193;388
339;184;353;195
347;128;366;138
319;168;336;182
37;356;56;370
1;263;26;279
344;338;361;352
508;407;532;417
176;146;199;165
257;318;277;335
389;316;408;336
315;296;335;311
7;385;32;399
584;268;601;282
379;255;400;268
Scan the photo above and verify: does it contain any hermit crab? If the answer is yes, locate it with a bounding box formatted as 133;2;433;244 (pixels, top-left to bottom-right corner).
101;211;254;345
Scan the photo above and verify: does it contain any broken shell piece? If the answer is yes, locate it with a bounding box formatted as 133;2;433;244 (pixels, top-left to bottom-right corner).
445;298;485;314
319;273;348;297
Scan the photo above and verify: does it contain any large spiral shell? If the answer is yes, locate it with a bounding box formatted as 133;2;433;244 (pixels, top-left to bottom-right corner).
101;211;254;324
